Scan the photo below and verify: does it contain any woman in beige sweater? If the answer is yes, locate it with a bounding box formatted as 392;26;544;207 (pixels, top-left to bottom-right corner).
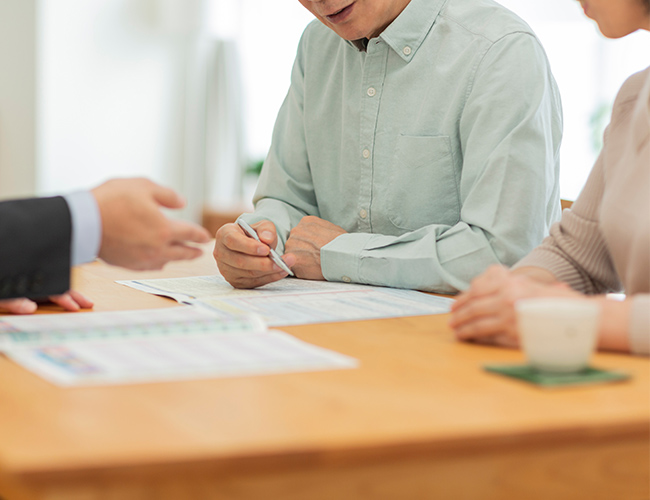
450;0;650;355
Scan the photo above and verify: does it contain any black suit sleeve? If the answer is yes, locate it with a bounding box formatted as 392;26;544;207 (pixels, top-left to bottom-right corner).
0;196;72;299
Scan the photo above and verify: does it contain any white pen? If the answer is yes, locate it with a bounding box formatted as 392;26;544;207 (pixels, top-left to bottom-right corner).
237;219;295;277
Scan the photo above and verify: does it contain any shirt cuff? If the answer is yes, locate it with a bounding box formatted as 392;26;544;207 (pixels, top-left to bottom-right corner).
63;190;102;266
321;233;374;283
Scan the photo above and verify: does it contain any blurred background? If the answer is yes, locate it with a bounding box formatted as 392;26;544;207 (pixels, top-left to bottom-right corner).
0;0;648;232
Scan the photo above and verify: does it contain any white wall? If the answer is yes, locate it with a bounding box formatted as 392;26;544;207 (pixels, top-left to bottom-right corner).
34;0;241;222
37;0;185;195
1;0;251;218
238;1;313;162
0;0;37;199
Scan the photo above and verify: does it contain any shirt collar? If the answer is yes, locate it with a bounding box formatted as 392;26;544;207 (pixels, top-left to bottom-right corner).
345;0;445;59
379;0;447;62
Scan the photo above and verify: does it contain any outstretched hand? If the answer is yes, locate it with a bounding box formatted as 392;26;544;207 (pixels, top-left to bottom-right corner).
92;178;211;270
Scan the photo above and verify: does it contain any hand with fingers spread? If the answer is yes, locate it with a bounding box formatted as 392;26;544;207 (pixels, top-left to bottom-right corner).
449;265;579;347
92;178;211;270
213;220;296;289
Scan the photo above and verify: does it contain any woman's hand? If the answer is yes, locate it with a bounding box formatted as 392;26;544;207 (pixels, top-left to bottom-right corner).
449;265;579;347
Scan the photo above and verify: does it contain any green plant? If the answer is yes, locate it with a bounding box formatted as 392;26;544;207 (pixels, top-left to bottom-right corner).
245;158;265;177
589;101;612;155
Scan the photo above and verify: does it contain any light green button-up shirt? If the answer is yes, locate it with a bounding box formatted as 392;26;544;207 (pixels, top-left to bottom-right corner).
243;0;562;293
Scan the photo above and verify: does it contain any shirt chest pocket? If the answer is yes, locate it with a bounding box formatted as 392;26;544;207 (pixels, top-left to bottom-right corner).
387;135;460;231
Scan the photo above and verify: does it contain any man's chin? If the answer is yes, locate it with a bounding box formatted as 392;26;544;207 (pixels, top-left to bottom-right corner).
314;16;362;40
326;25;367;41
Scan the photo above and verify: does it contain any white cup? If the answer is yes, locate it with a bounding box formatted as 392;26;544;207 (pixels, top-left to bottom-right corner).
515;298;601;373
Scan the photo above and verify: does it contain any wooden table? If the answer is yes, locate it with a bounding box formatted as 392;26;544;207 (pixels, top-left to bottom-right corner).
0;248;648;500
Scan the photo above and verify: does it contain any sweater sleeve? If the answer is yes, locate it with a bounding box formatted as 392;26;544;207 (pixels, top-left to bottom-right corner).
514;144;621;295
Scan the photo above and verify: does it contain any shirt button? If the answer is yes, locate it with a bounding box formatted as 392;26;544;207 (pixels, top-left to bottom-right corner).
342;276;352;283
367;87;376;97
403;46;412;56
359;209;368;219
362;148;371;159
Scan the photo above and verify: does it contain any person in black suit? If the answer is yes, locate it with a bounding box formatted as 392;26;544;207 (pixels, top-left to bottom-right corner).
0;178;211;314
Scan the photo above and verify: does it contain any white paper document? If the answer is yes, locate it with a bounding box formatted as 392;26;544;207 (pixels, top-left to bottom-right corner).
118;275;453;327
0;307;357;387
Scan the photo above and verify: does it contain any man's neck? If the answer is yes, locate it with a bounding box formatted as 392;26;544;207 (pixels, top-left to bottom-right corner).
351;38;370;51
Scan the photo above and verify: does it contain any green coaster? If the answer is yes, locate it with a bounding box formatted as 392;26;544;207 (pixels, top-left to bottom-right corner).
484;364;631;388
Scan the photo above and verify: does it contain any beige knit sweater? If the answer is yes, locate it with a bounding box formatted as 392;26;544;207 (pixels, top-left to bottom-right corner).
516;66;650;355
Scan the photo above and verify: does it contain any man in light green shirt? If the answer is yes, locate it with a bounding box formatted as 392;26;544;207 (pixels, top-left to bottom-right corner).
214;0;562;293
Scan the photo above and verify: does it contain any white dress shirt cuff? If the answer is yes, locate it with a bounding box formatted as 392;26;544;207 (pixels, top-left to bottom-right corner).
63;190;102;266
